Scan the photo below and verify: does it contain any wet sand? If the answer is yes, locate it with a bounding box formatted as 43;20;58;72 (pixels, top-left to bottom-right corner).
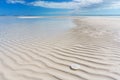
0;17;120;80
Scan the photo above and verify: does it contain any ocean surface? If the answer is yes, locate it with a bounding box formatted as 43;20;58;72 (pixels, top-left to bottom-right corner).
0;17;75;41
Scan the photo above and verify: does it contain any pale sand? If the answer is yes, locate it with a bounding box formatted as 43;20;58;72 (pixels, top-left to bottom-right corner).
0;17;120;80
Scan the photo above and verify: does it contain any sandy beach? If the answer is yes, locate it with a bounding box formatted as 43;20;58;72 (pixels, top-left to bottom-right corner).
0;17;120;80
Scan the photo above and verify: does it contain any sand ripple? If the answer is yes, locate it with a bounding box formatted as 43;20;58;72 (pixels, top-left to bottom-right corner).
0;17;120;80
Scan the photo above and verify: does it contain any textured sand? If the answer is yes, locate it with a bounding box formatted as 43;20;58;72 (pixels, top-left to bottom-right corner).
0;17;120;80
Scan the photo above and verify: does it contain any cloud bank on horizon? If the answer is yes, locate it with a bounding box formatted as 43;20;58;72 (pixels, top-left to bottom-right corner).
1;0;120;15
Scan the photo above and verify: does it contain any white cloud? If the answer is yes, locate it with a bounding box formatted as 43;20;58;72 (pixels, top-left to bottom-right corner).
30;1;76;9
7;0;120;10
7;0;25;4
75;0;103;4
105;1;120;9
30;0;103;9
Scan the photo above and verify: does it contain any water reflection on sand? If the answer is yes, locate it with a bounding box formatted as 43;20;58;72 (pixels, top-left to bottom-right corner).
0;17;75;41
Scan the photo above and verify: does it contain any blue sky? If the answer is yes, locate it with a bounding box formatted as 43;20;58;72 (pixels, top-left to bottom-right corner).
0;0;120;16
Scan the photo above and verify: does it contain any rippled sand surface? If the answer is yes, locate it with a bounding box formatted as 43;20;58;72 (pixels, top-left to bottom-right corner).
0;17;120;80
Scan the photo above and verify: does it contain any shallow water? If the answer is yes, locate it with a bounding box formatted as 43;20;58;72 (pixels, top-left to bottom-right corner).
0;17;75;41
